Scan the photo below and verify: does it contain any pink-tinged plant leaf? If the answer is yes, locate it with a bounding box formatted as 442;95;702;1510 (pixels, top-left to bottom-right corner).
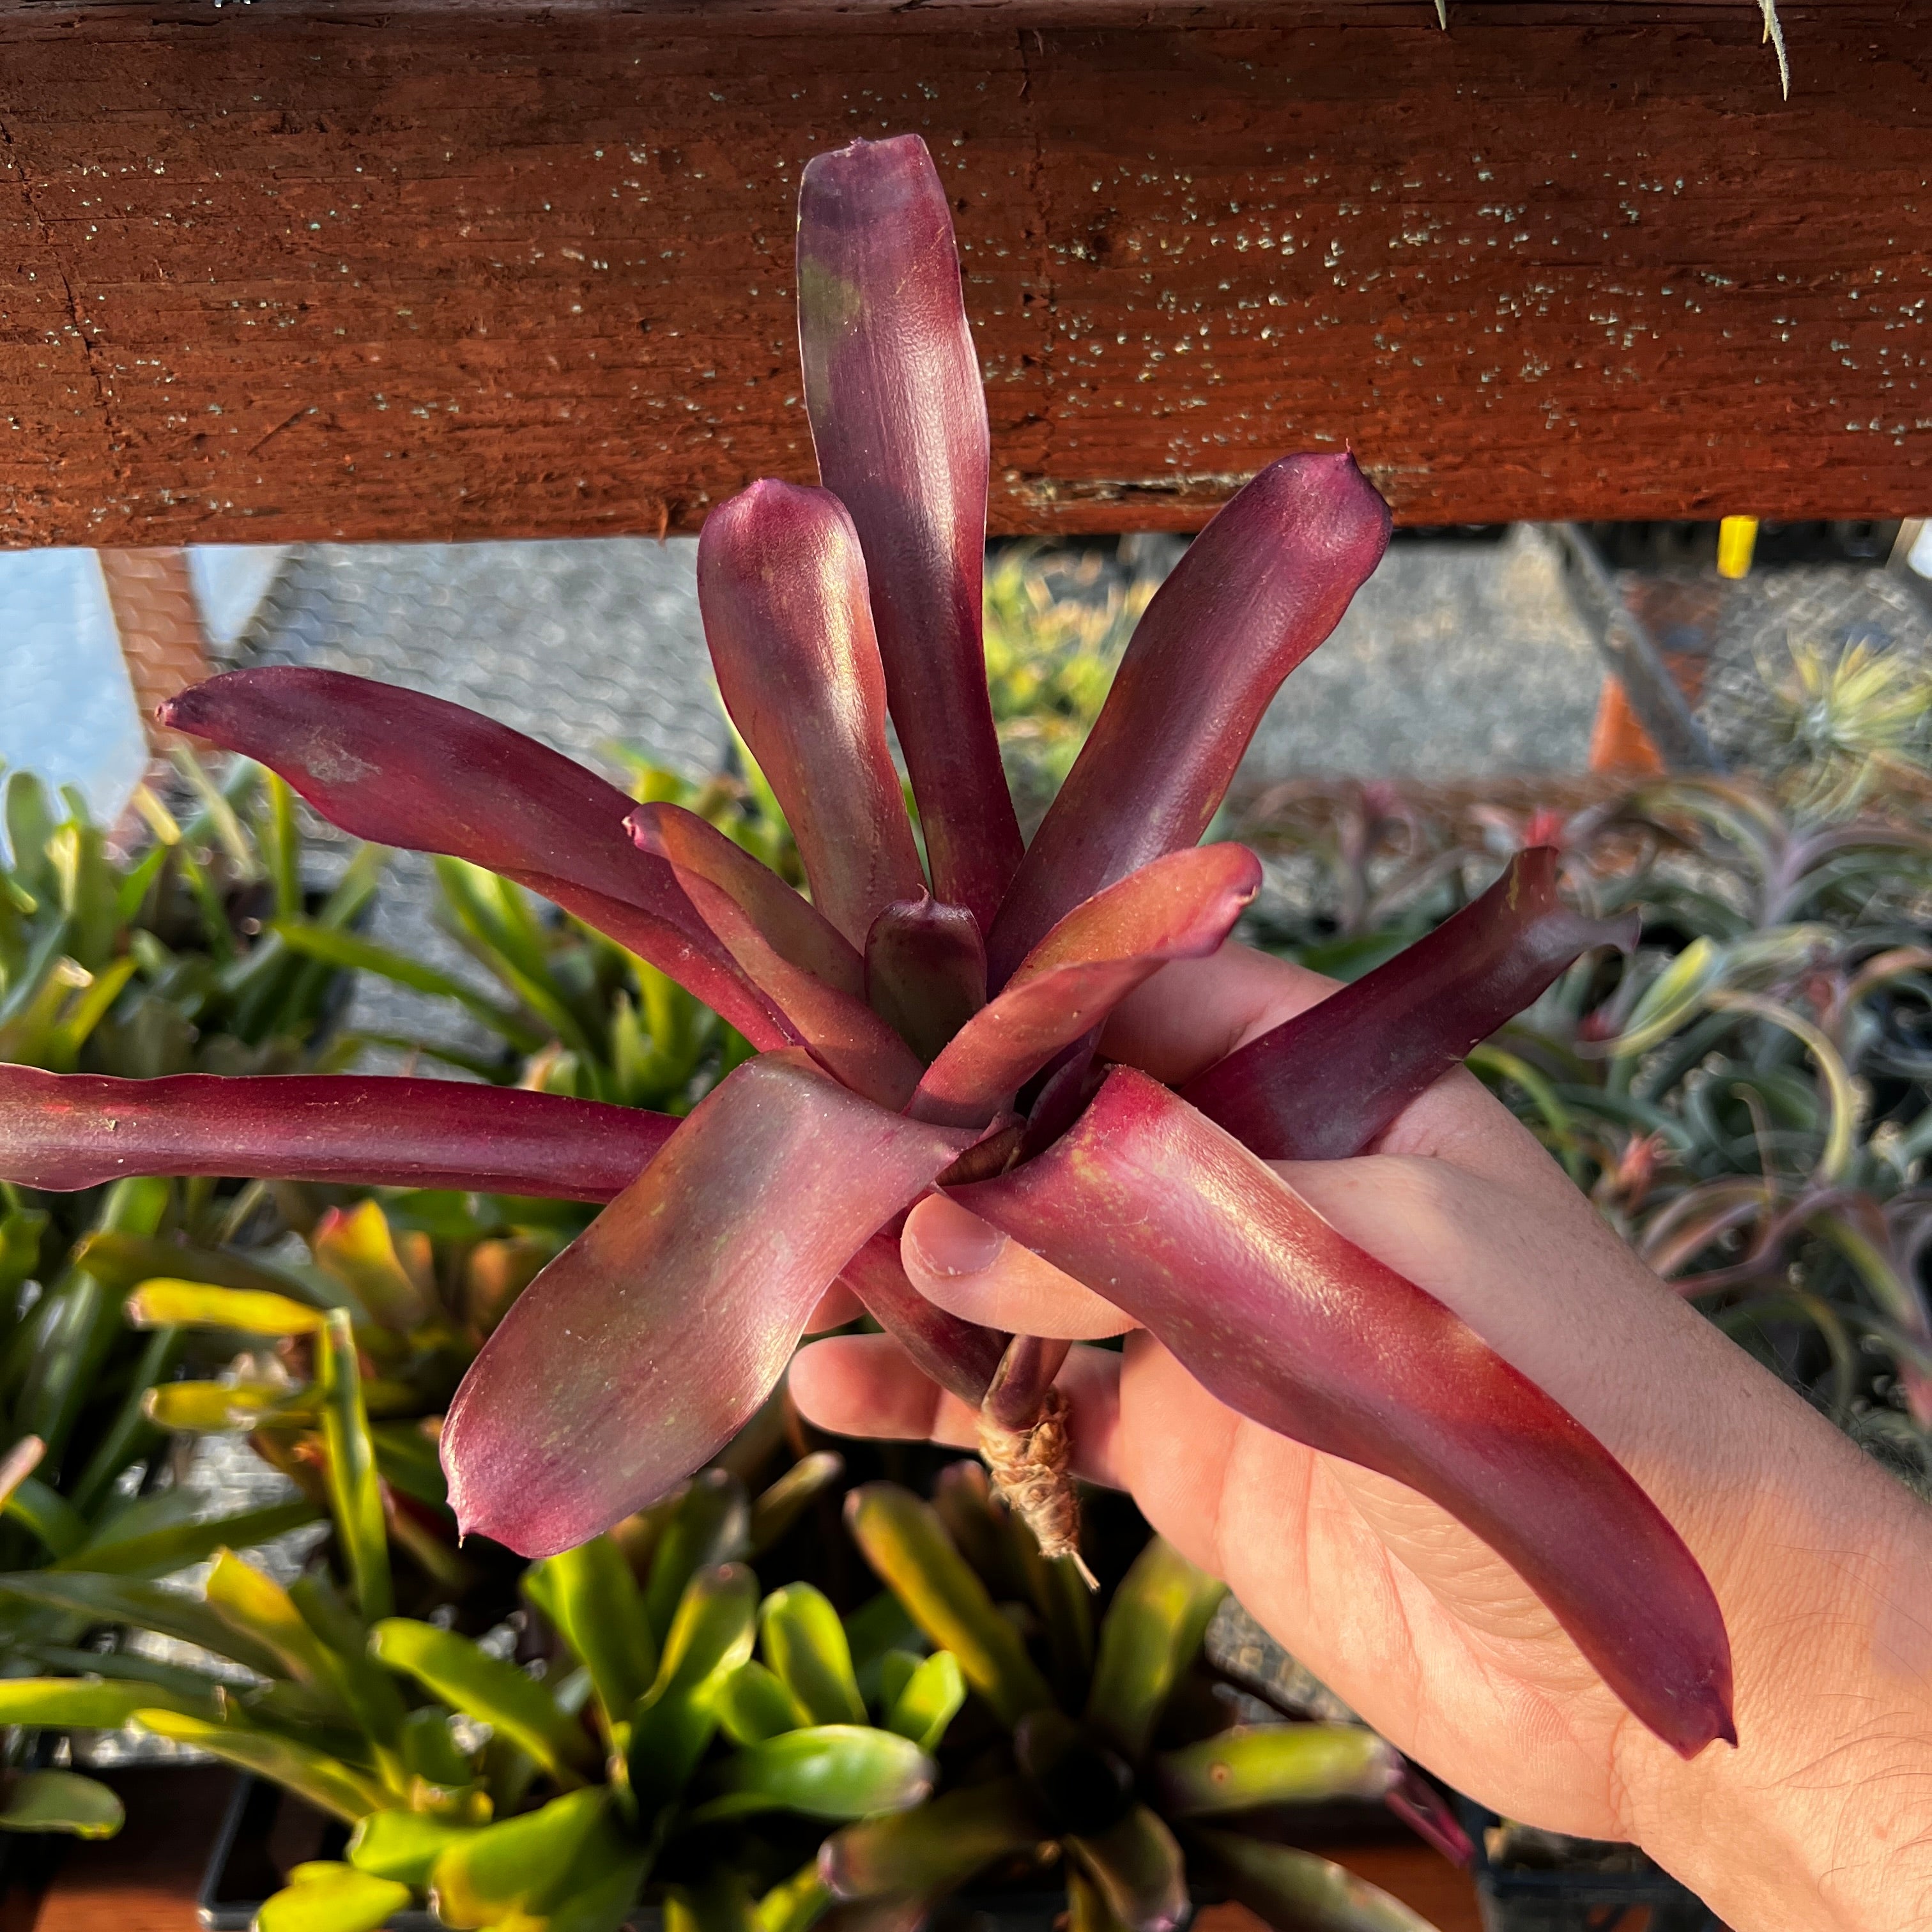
1184;848;1638;1159
865;897;987;1066
625;803;868;1000
985;456;1390;985
162;668;793;1050
698;482;929;949
0;1066;673;1202
911;847;1262;1130
837;1234;1009;1406
627;804;921;1108
948;1070;1736;1758
797;134;1023;933
442;1052;974;1557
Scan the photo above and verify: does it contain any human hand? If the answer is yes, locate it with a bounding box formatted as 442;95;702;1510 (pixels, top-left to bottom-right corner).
791;942;1932;1932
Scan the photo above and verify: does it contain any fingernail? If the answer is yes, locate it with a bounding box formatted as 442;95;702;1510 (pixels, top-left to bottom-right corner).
908;1200;1009;1278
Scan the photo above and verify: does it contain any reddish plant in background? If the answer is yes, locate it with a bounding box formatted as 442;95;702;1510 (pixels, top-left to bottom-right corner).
0;134;1733;1761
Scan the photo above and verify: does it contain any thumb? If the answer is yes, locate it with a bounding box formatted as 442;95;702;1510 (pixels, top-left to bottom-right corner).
901;1193;1137;1340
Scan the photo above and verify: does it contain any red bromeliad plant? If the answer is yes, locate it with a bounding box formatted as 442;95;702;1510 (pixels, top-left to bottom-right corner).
0;136;1735;1763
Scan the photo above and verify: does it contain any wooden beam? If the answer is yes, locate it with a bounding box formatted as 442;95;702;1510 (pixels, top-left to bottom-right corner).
2;1;1925;544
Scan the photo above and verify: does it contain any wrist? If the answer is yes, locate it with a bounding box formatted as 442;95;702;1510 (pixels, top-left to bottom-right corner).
1617;1455;1932;1931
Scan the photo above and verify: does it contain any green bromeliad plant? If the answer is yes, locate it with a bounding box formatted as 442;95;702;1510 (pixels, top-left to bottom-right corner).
0;760;374;1081
0;756;374;1665
86;1192;578;1614
0;1176;323;1830
0;1330;948;1931
823;1469;1443;1932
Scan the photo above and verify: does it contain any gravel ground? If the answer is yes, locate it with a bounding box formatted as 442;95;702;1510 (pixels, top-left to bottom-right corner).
1246;525;1604;783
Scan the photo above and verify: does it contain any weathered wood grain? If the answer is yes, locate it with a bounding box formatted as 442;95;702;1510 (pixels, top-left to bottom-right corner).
1;1;1925;544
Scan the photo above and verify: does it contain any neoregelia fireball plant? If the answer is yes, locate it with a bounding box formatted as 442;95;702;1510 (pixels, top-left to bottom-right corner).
0;135;1735;1763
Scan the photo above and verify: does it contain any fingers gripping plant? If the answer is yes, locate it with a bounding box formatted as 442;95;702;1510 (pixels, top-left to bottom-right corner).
0;136;1735;1760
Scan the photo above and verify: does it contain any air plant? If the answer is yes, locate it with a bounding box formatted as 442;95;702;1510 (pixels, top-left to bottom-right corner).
1237;770;1932;1472
0;1353;942;1932
1468;779;1932;1454
0;134;1736;1763
824;1468;1447;1932
1763;636;1932;820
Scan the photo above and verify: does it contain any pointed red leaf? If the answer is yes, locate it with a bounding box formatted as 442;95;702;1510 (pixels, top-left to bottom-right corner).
627;801;866;999
441;1050;973;1556
864;896;987;1066
985;456;1390;985
698;482;928;949
0;1066;673;1202
162;667;793;1050
797;134;1023;932
1184;848;1639;1159
626;803;921;1108
948;1070;1735;1759
910;847;1262;1130
837;1232;1009;1406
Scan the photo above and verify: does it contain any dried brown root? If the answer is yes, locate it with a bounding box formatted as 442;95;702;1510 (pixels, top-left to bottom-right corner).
978;1386;1096;1587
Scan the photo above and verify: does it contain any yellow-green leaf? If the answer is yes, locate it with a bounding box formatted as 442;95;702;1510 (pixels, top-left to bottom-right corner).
694;1726;931;1823
760;1584;867;1726
747;1453;843;1556
257;1862;412;1932
135;1710;388;1823
1153;1724;1398;1815
370;1618;595;1784
882;1650;964;1754
317;1308;392;1624
347;1809;481;1886
843;1486;1052;1729
126;1280;324;1336
0;1769;123;1839
0;1568;284;1678
61;1498;319;1577
206;1551;406;1754
627;1563;757;1811
0;1676;211;1728
429;1788;643;1931
312;1201;434;1333
755;1864;829;1932
142;1380;292;1432
525;1535;656;1736
642;1471;749;1648
1085;1537;1224;1761
716;1660;810;1745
